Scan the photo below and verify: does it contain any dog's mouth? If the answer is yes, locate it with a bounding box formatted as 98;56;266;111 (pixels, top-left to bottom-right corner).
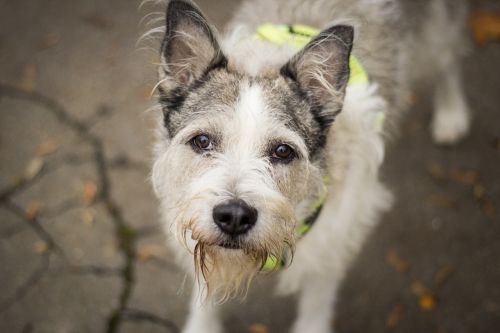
217;240;242;250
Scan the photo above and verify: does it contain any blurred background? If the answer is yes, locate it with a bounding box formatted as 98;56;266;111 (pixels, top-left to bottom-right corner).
0;0;499;332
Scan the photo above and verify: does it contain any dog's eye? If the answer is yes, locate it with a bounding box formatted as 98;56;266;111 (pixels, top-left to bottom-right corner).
191;134;212;151
272;144;295;161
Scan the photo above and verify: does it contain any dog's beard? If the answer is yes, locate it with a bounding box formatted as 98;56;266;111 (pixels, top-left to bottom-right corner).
160;167;298;301
192;242;266;302
172;201;296;302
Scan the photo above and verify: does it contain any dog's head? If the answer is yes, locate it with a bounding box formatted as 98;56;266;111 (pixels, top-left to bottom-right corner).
151;0;353;299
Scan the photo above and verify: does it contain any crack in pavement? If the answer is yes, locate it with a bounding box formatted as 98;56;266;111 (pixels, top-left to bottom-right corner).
0;84;149;332
0;151;93;204
0;216;28;240
0;254;50;314
52;265;123;277
3;200;68;258
1;199;124;313
37;197;82;219
107;154;149;171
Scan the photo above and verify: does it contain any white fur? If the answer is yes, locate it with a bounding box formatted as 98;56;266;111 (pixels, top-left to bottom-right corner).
276;85;393;333
431;68;470;144
148;0;470;332
167;83;393;333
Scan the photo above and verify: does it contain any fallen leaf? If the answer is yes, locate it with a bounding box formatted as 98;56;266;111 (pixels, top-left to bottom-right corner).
24;157;44;181
136;244;164;262
25;201;42;221
473;184;486;200
35;139;59;156
450;168;478;186
83;14;114;30
386;249;410;273
419;293;437;311
39;32;60;49
17;63;37;92
33;240;49;254
386;303;404;329
481;198;496;217
427;161;447;181
248;323;270;333
427;194;456;209
434;265;454;289
470;11;500;46
493;137;500;152
82;181;98;205
470;183;496;217
411;280;429;297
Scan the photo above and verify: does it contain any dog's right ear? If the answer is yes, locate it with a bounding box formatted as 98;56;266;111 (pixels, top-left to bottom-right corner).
159;0;225;94
281;25;354;125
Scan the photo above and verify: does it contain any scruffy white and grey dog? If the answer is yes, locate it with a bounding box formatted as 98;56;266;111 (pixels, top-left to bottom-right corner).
150;0;470;332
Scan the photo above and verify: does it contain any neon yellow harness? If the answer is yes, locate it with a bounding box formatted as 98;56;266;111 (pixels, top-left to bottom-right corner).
256;24;370;270
256;23;369;85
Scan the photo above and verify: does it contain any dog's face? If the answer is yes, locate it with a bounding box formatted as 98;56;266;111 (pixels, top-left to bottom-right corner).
151;0;352;298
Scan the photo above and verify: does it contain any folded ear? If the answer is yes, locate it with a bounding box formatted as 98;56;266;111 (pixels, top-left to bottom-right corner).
159;0;226;93
281;25;354;123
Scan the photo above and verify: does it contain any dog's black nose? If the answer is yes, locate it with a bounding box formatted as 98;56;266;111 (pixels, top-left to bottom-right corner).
212;200;258;237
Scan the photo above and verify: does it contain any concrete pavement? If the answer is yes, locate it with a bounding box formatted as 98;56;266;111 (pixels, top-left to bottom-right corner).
0;0;499;332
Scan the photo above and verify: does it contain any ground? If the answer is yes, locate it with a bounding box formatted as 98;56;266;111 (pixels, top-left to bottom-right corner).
0;0;499;332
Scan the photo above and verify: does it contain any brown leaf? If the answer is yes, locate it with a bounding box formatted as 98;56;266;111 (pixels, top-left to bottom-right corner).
136;244;164;262
39;32;60;50
17;63;37;92
493;137;500;152
248;323;270;333
450;168;478;186
411;280;429;297
427;161;447;181
386;303;404;330
35;139;59;156
418;293;437;311
427;194;456;209
33;240;49;254
434;265;454;289
481;198;496;217
83;14;114;31
473;184;486;200
412;281;437;311
82;181;98;205
386;249;410;273
471;183;496;217
25;201;42;221
470;11;500;46
24;157;44;181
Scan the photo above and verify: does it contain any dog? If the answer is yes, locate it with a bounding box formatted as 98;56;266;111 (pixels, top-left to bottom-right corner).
150;0;470;332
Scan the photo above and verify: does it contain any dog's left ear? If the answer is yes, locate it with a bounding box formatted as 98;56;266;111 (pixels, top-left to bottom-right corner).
159;0;225;94
281;25;354;123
